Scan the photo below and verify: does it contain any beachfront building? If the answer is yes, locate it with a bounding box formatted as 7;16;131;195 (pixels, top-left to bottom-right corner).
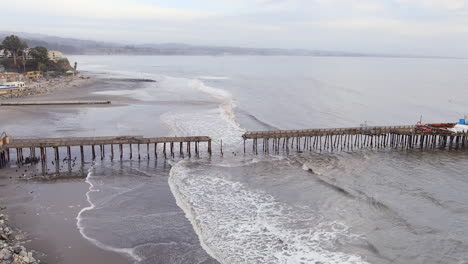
0;49;12;58
48;50;64;62
26;71;42;81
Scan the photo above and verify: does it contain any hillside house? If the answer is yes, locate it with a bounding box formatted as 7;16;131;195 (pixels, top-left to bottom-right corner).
47;50;64;62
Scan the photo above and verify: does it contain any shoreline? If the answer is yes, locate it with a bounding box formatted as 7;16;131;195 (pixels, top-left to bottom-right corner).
0;167;131;264
0;211;40;264
0;74;95;101
0;76;133;264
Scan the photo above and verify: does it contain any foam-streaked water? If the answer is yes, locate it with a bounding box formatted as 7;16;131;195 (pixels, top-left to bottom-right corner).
40;55;468;263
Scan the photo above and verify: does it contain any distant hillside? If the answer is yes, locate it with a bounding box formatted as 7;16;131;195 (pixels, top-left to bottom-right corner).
0;31;447;58
0;31;118;55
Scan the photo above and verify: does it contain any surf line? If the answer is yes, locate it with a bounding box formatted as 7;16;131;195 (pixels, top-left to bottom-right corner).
76;164;142;262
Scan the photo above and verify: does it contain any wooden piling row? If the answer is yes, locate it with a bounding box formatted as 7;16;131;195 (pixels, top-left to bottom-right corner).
242;126;468;154
1;136;212;175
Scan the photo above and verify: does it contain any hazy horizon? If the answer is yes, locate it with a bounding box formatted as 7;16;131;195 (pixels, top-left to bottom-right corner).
2;0;468;57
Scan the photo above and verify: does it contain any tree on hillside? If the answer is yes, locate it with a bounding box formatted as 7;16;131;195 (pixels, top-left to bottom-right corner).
55;58;72;72
29;46;49;64
2;35;28;68
37;62;47;72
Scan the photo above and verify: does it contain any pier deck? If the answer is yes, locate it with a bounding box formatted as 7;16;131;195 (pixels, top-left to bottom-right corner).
6;135;211;148
1;123;467;173
0;135;212;173
242;125;468;154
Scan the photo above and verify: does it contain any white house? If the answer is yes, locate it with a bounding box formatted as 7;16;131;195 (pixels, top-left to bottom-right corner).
47;50;64;62
0;49;12;58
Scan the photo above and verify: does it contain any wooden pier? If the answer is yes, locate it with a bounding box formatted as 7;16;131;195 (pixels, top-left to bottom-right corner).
2;123;468;174
242;125;468;154
1;135;212;174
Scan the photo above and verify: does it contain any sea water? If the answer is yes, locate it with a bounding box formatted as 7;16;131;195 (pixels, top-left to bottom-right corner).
60;55;468;263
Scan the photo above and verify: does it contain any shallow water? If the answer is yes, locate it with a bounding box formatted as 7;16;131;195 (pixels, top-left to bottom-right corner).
7;55;468;263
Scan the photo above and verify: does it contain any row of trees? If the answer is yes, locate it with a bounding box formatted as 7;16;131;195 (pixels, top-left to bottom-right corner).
0;35;51;72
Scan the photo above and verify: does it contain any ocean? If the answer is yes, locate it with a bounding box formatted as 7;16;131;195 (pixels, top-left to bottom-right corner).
13;55;468;263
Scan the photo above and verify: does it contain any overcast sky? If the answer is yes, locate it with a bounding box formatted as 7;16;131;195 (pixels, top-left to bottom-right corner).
2;0;468;56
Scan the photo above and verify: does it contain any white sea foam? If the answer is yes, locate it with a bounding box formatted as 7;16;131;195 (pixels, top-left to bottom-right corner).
160;78;245;150
189;79;243;129
76;166;142;263
197;76;231;80
169;160;369;264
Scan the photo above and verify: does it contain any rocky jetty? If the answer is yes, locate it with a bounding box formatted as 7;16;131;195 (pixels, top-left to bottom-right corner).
0;213;40;264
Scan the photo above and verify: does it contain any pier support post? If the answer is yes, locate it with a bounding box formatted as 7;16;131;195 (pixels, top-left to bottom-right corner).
130;144;133;159
67;146;71;161
111;144;114;160
53;147;60;174
80;146;84;162
137;144;141;160
220;140;223;156
208;140;212;156
92;145;96;160
154;143;158;159
147;143;150;159
187;142;191;158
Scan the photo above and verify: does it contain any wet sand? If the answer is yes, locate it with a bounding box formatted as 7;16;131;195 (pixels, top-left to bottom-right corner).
0;167;131;264
0;76;142;264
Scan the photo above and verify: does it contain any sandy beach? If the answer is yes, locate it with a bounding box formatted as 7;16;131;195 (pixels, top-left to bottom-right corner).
0;76;136;264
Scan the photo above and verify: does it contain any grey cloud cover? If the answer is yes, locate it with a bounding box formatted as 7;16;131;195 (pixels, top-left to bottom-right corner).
1;0;468;56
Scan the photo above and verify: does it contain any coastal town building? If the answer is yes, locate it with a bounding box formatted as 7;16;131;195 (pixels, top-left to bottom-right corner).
47;50;63;62
0;49;12;58
26;71;42;81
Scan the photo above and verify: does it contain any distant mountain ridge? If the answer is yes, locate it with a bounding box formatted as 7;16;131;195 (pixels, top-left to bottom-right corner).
0;31;450;58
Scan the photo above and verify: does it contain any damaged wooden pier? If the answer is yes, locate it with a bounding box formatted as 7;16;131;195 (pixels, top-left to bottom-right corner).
2;135;212;174
242;125;468;154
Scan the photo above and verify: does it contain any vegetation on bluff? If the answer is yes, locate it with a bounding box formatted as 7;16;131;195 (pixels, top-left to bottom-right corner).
0;35;73;74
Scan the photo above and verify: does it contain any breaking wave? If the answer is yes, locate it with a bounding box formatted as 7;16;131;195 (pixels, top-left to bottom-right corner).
169;160;369;264
161;78;245;149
